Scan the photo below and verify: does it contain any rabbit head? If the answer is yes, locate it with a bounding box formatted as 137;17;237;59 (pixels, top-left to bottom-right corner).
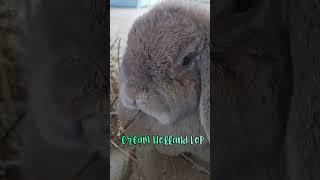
119;1;209;125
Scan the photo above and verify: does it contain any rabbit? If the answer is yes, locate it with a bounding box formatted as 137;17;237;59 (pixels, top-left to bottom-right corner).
117;101;210;180
117;100;210;162
21;0;107;179
118;0;211;147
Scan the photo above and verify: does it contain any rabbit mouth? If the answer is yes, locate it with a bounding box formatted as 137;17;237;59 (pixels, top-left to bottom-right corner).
120;96;172;124
138;107;172;125
153;113;172;125
137;102;197;125
120;94;138;110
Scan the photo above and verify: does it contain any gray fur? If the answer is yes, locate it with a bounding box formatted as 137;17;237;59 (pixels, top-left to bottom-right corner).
118;101;210;161
117;101;210;179
118;0;210;142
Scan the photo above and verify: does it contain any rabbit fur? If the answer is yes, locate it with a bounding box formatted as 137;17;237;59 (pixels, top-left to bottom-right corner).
118;0;211;143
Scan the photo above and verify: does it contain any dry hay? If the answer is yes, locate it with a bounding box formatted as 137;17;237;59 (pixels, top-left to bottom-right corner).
109;37;138;147
110;37;123;143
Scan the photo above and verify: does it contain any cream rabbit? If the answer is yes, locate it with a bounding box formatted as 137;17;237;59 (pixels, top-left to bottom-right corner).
118;0;211;143
117;101;210;179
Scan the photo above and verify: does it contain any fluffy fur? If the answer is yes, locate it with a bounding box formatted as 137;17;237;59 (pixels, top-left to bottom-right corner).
118;0;210;141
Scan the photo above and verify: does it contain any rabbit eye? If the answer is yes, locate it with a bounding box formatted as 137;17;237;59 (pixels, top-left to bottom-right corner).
182;53;196;67
182;56;192;66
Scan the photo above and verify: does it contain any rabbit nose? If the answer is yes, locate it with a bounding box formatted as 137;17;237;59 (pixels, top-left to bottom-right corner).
121;94;138;110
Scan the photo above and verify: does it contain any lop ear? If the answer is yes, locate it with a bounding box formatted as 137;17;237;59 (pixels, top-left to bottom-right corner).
198;41;210;143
